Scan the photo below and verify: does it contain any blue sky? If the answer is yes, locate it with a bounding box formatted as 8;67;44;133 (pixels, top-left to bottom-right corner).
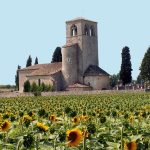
0;0;150;85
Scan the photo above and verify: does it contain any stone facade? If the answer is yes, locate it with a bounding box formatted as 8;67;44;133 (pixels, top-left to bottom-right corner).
18;17;110;92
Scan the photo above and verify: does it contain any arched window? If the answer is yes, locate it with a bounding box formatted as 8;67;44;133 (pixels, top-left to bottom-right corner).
84;25;89;35
71;25;77;36
89;26;94;36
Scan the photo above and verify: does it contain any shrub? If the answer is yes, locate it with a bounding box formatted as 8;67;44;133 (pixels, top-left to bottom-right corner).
33;91;41;96
30;82;38;92
24;80;31;92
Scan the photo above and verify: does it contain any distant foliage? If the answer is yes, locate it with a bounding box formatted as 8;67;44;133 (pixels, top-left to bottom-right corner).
26;55;32;67
51;47;62;63
119;46;132;85
15;65;21;90
24;81;54;93
34;57;38;65
140;47;150;82
31;82;38;92
136;74;142;84
24;80;31;92
109;73;119;88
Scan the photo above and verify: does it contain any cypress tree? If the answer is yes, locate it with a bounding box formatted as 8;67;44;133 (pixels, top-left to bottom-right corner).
140;47;150;82
26;55;32;67
51;47;62;63
15;65;21;90
34;57;38;65
119;46;132;85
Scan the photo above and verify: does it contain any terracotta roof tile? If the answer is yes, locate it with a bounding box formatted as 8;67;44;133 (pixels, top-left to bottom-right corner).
84;65;109;76
20;62;62;76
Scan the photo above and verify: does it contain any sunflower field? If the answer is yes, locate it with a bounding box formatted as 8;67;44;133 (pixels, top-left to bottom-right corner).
0;92;150;150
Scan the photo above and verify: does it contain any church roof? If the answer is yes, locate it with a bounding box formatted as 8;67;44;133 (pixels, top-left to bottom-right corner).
66;17;97;23
68;83;91;88
20;62;62;76
62;43;78;48
84;65;109;76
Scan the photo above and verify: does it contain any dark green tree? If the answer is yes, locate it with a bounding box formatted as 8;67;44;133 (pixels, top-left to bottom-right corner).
136;74;142;84
26;55;32;67
140;47;150;82
109;73;120;88
34;57;38;65
31;82;38;92
15;65;21;90
24;80;31;92
51;47;62;63
119;46;132;85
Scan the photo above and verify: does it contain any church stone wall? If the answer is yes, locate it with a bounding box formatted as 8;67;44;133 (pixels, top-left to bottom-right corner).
51;71;64;91
62;45;78;88
84;75;109;90
18;70;35;93
82;35;98;73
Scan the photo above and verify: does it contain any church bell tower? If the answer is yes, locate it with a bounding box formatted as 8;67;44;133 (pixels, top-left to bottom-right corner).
62;17;99;86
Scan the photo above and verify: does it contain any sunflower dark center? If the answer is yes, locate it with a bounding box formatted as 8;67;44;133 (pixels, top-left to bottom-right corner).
2;122;7;129
51;116;55;120
127;143;131;149
68;132;77;142
74;118;77;122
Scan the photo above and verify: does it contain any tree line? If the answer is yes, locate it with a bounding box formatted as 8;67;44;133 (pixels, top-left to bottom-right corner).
15;47;62;90
110;46;150;89
15;46;150;90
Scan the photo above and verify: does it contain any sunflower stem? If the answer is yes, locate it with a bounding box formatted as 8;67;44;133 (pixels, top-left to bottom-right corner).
35;135;39;150
2;132;6;149
16;138;23;150
120;126;123;150
83;130;86;150
53;136;57;150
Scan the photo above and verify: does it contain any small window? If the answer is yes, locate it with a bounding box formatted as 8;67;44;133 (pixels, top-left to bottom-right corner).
65;74;70;78
66;58;72;63
71;25;77;36
84;25;89;35
89;26;94;36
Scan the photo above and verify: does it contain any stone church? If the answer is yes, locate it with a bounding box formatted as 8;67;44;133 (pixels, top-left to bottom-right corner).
18;18;110;92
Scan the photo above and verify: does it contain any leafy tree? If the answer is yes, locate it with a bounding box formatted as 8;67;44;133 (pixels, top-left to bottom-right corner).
40;82;46;91
136;74;143;84
140;47;150;82
15;65;21;90
24;80;31;92
31;82;38;92
109;73;120;88
51;47;62;63
119;46;132;85
26;55;32;67
34;57;38;65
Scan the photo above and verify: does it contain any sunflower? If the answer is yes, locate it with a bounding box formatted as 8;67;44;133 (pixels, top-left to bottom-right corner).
36;122;49;132
66;128;83;147
0;120;11;132
80;115;88;122
0;114;3;122
72;117;80;124
128;115;134;124
23;115;32;122
124;141;137;150
49;114;57;122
